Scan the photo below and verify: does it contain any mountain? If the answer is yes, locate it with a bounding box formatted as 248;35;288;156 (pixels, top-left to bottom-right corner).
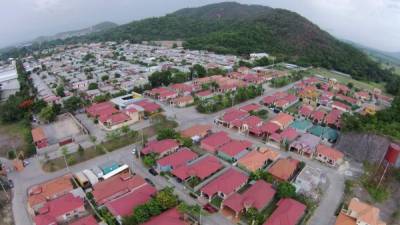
345;40;400;66
1;2;397;90
57;2;391;84
32;21;118;43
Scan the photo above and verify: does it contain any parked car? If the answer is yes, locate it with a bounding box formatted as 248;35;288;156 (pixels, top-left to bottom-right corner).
23;160;30;167
203;203;217;213
8;179;13;188
148;168;158;176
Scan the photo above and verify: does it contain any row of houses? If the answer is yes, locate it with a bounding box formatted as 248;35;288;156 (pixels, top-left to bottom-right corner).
217;105;344;167
85;97;161;130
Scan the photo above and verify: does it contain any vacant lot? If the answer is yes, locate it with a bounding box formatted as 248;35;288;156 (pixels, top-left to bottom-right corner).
0;121;30;158
308;68;386;92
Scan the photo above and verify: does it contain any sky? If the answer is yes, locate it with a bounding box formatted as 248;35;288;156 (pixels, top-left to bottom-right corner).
0;0;399;52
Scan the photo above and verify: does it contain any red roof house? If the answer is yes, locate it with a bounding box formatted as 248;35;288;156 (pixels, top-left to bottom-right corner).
92;174;147;205
222;180;276;218
263;198;306;225
217;140;252;161
34;193;85;225
171;155;223;181
200;131;231;153
261;122;281;136
134;100;161;113
332;101;351;112
86;102;117;118
142;208;185;225
105;184;157;219
310;110;326;124
220;109;249;127
200;168;248;201
156;148;198;172
141;139;180;158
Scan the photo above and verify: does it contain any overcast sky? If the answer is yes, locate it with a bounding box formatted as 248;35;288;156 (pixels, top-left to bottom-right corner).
1;0;399;52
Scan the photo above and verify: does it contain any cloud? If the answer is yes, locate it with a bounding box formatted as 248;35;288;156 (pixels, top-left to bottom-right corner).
0;0;399;51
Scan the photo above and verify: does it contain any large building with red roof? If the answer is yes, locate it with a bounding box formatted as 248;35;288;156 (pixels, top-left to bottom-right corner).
156;148;198;172
217;140;252;162
200;131;231;153
141;139;180;158
34;193;86;225
142;208;185;225
222;180;276;218
263;198;306;225
105;184;157;222
92;174;147;205
171;155;223;182
200;168;248;201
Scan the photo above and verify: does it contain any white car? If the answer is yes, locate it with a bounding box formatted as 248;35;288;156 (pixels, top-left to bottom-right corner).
131;148;137;155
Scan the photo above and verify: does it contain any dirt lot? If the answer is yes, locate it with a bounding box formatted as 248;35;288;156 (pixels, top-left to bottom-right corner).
335;132;395;164
0;122;30;158
0;191;14;225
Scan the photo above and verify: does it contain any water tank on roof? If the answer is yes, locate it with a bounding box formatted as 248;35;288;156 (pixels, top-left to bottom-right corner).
385;143;400;166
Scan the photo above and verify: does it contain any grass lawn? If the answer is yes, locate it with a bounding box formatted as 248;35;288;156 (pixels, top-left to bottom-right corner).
0;121;31;158
285;101;301;115
42;125;158;172
308;68;386;92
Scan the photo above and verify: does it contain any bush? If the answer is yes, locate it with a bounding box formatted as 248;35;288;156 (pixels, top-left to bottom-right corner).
7;150;16;159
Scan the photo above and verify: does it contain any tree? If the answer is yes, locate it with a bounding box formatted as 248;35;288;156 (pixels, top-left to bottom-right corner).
156;128;179;140
277;182;296;198
101;75;109;81
143;154;157;167
7;150;16;160
347;82;354;89
120;125;130;135
56;85;65;97
63;96;82;112
132;204;151;224
39;105;56;123
88;83;98;90
190;64;207;78
243;207;263;225
154;187;179;210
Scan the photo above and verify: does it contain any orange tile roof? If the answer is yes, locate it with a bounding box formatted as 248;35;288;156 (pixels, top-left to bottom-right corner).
271;113;294;128
268;158;299;181
334;213;357;225
348;198;386;225
238;148;280;172
181;124;212;138
316;144;344;161
28;174;74;208
32;127;46;142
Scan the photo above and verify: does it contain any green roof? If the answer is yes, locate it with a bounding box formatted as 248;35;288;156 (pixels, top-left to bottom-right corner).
309;125;339;142
290;119;313;132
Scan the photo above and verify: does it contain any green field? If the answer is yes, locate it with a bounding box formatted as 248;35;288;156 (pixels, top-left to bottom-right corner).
0;121;31;158
308;68;386;92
